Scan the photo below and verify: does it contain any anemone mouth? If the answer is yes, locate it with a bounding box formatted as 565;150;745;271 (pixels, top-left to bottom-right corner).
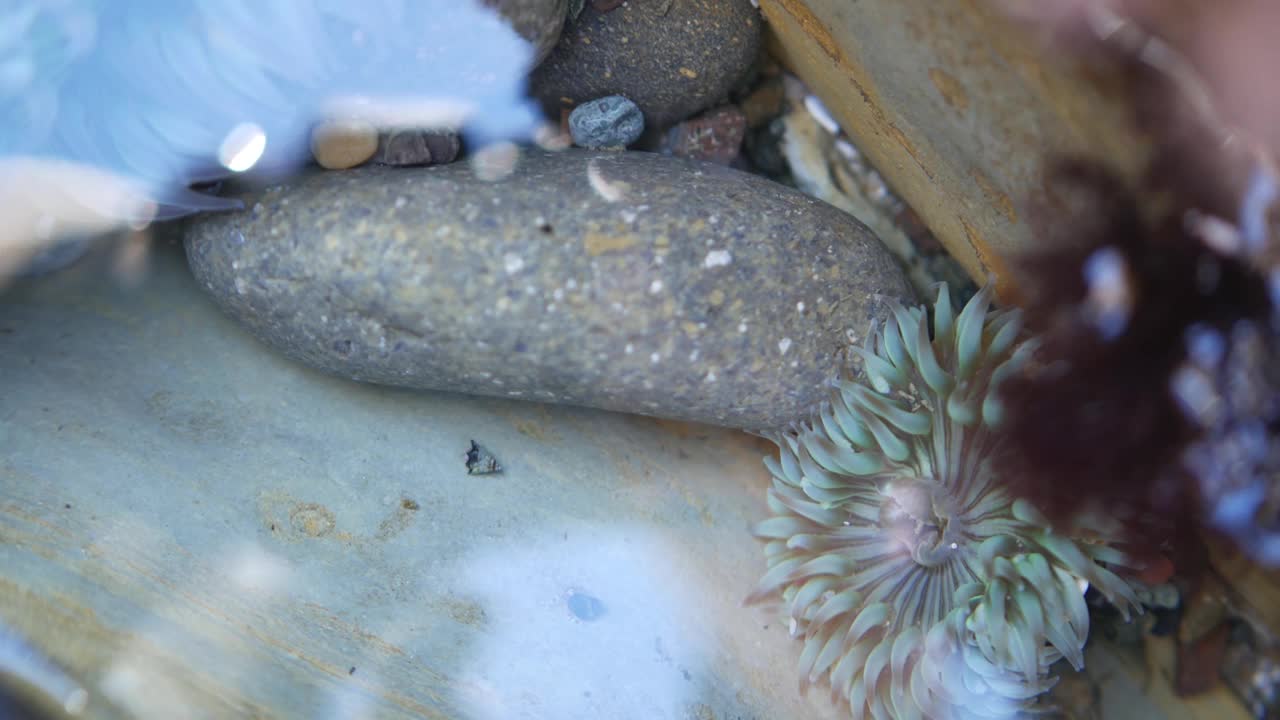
878;475;966;568
749;283;1143;720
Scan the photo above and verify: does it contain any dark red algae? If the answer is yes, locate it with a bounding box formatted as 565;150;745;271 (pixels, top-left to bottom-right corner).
989;3;1280;572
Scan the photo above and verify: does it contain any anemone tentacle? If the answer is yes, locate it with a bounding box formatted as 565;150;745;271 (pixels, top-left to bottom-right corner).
750;284;1142;720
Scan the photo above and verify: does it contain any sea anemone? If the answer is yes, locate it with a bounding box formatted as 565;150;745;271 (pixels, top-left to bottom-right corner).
748;284;1144;719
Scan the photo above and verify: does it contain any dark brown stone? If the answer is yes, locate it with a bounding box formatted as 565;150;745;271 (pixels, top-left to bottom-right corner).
375;130;431;166
374;130;461;167
421;132;461;164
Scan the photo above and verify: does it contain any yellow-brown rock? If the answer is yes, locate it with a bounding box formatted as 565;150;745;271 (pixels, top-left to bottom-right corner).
309;119;379;170
759;0;1148;301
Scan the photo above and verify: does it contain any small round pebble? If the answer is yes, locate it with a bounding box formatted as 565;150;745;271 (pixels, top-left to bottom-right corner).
310;119;378;170
568;95;644;149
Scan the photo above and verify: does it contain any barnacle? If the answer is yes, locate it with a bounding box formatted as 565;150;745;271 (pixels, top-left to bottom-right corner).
748;284;1143;719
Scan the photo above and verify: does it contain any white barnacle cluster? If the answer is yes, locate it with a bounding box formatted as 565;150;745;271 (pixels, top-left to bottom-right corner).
749;284;1143;719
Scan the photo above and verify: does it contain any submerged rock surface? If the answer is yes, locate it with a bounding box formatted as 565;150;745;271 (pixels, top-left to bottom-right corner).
0;243;848;720
184;148;913;429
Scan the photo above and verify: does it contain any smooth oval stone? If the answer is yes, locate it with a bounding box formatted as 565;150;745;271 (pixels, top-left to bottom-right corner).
184;148;914;430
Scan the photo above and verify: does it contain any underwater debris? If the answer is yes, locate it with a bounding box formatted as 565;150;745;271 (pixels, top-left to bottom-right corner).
465;440;503;475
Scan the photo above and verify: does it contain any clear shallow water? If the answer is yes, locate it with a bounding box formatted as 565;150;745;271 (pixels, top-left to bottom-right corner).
0;244;819;719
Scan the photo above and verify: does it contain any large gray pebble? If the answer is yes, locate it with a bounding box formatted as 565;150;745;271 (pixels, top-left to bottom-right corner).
184;149;913;430
530;0;760;130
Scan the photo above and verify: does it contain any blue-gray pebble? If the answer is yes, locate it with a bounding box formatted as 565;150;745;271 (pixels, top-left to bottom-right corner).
568;96;644;149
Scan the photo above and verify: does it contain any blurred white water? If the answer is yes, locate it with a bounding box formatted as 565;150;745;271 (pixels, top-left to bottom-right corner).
0;0;544;281
454;525;710;720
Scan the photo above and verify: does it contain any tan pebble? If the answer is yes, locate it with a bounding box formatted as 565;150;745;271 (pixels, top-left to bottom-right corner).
310;120;378;170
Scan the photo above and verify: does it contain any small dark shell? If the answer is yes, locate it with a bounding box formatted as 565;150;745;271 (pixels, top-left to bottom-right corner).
464;440;503;475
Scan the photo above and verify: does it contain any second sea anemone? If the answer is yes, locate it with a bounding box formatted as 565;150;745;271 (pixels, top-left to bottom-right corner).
748;284;1144;719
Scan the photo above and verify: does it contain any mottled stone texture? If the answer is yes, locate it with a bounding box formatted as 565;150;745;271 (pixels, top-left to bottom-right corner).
184;149;913;430
663;105;748;165
531;0;761;130
568;95;644;149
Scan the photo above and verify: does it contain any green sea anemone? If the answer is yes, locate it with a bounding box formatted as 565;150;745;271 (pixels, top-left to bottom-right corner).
748;284;1143;719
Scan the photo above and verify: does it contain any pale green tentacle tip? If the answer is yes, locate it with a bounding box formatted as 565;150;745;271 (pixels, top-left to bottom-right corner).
932;282;956;345
981;393;1006;427
955;284;995;379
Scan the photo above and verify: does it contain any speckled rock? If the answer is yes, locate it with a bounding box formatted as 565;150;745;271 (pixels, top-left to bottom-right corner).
17;236;90;277
184;148;912;430
484;0;568;67
530;0;761;131
568;95;644;149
